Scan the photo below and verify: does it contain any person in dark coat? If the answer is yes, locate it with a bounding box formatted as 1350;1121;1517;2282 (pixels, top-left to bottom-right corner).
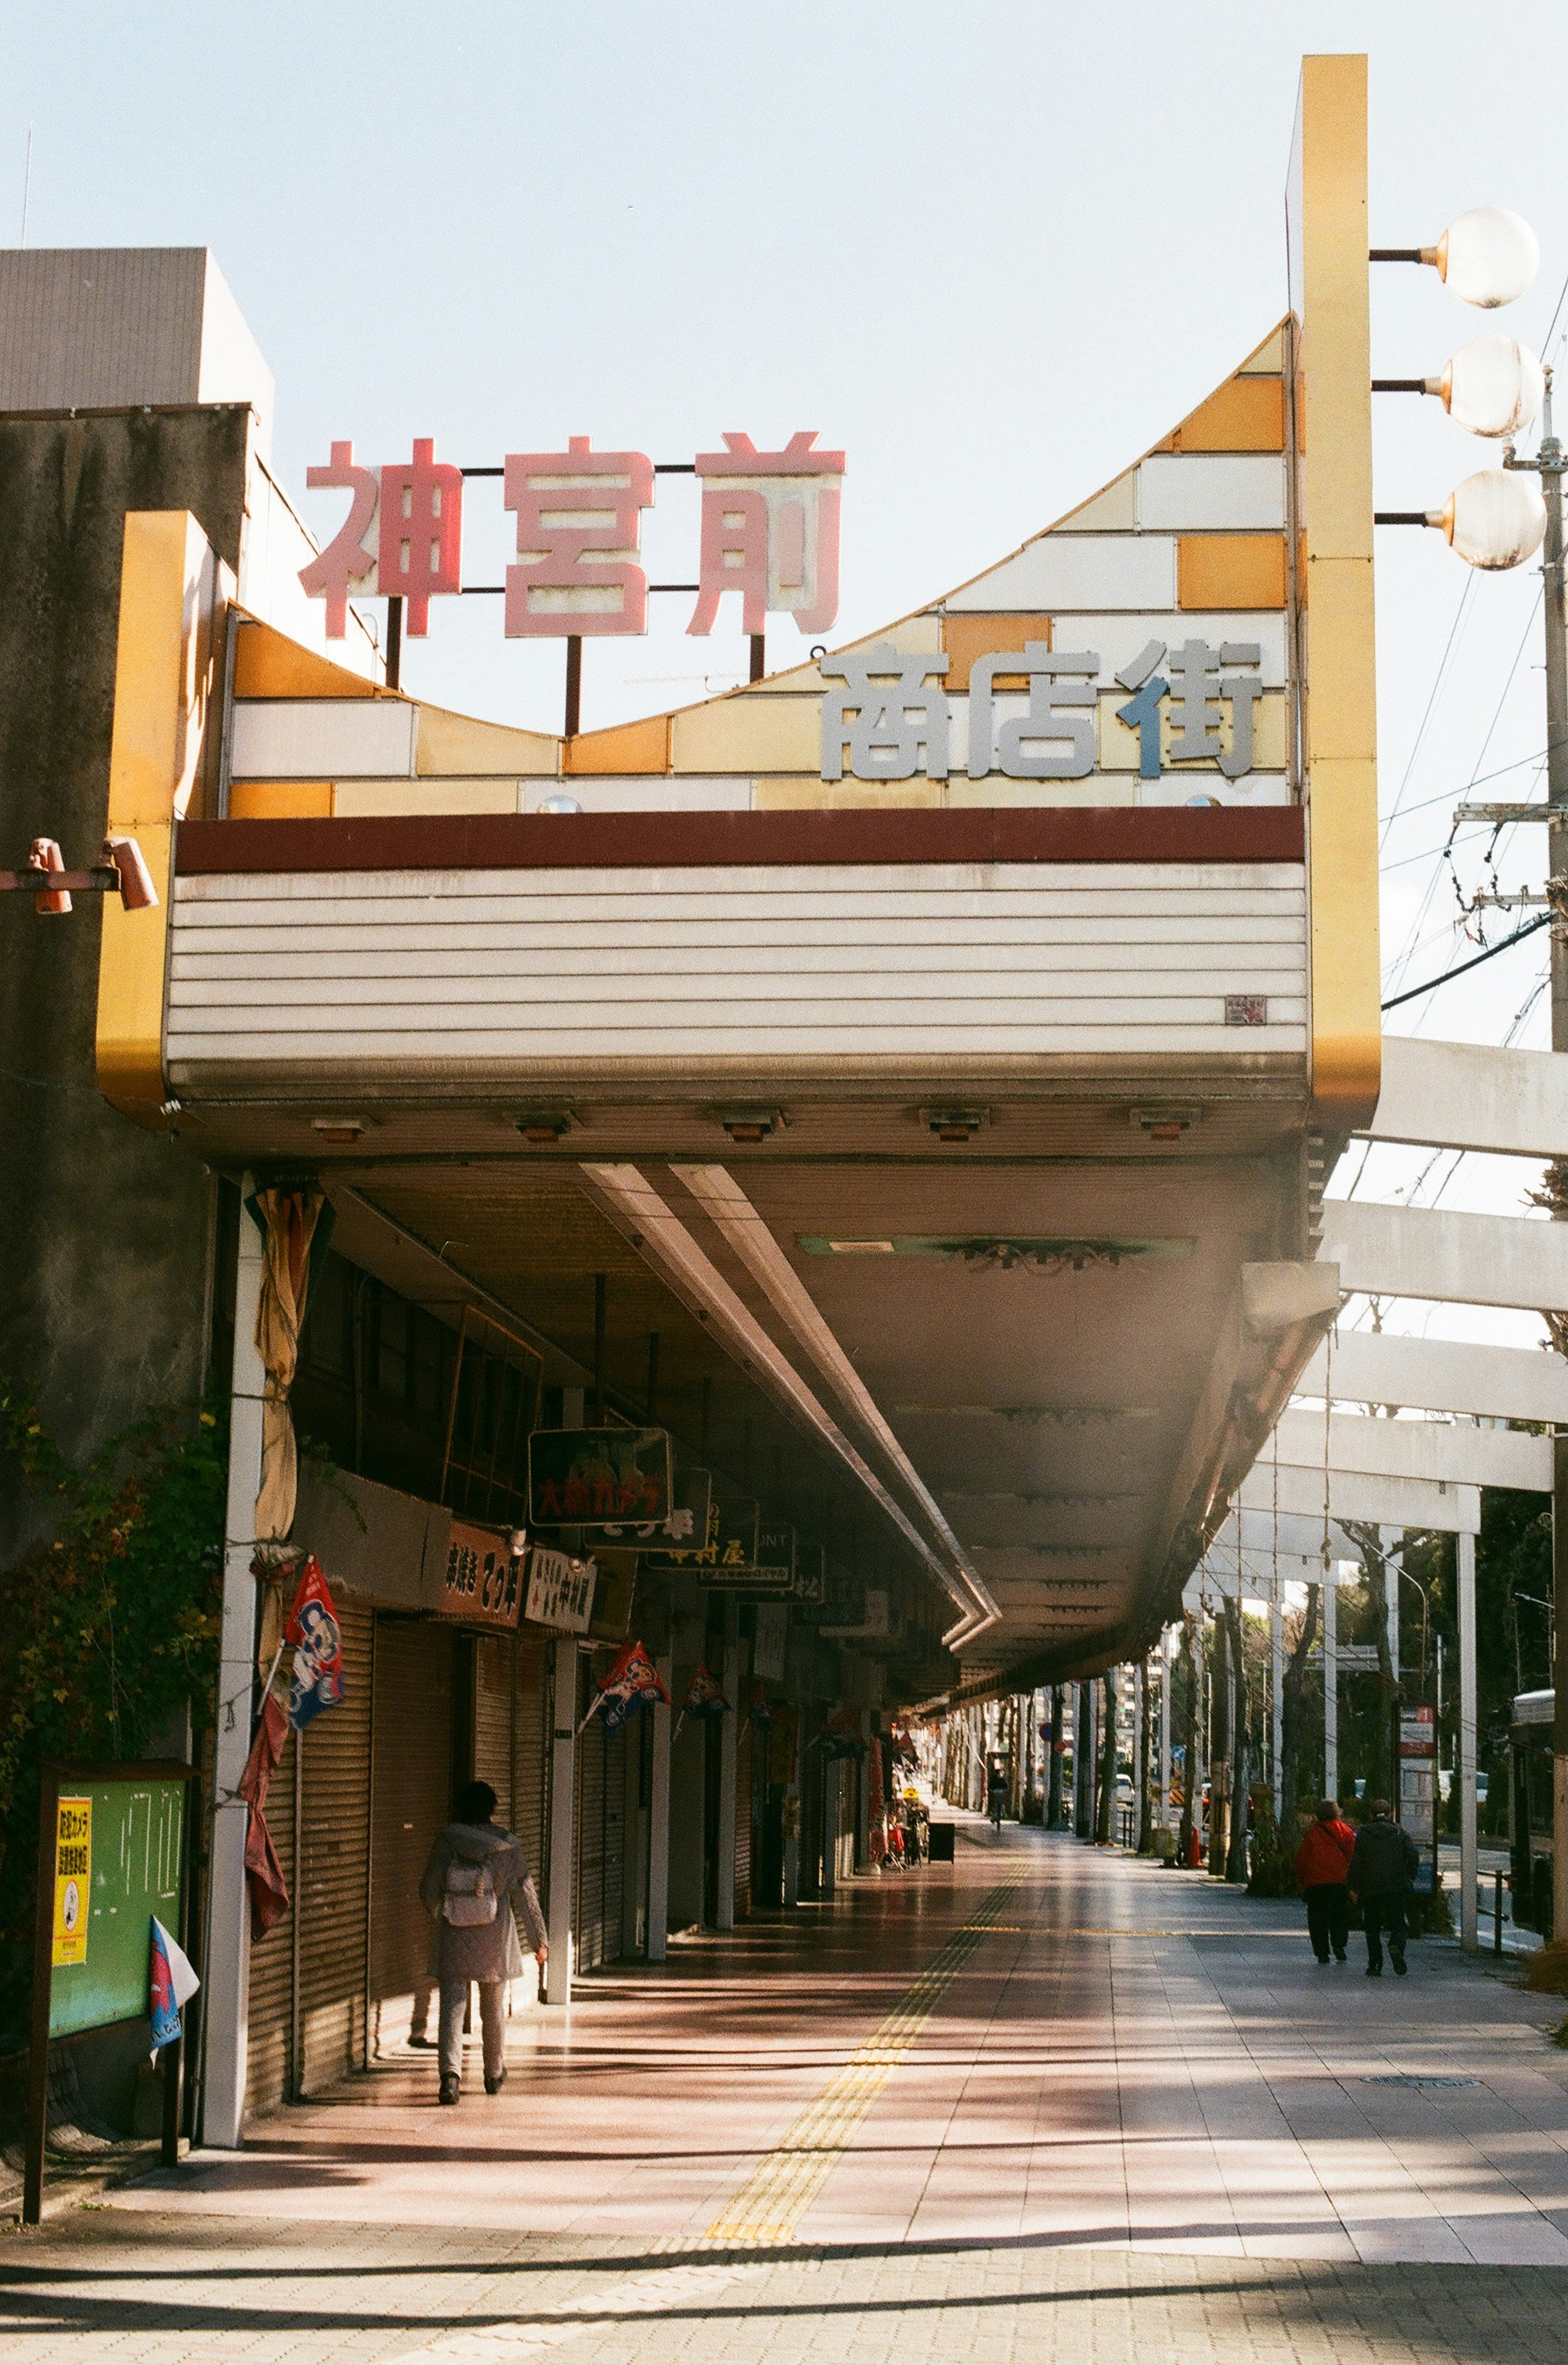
1293;1797;1355;1965
419;1779;548;2104
1347;1798;1420;1978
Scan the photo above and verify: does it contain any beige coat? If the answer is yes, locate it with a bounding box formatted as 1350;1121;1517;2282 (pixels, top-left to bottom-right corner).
419;1820;547;1984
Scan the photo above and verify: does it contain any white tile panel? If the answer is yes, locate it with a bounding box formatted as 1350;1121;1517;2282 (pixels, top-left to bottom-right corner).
1136;456;1287;531
165;860;1307;1083
521;776;754;814
946;535;1176;613
230;699;417;781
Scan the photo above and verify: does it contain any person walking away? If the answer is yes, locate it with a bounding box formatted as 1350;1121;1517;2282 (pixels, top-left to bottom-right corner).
1347;1798;1420;1978
419;1778;548;2103
987;1759;1006;1832
1293;1797;1355;1965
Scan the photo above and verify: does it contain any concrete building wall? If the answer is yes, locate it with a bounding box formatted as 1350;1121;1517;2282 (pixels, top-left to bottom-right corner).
0;405;252;1554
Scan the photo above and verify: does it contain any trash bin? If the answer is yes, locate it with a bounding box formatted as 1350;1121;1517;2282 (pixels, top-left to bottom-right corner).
927;1822;956;1862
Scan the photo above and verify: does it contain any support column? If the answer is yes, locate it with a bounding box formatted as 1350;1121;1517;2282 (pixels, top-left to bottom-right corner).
1323;1566;1339;1804
1159;1636;1172;1831
646;1650;672;1963
545;1636;577;2004
821;1758;837;1896
1556;1434;1568;1944
1132;1665;1144;1846
715;1600;739;1931
1271;1588;1285;1822
202;1178;265;2149
1459;1530;1479;1953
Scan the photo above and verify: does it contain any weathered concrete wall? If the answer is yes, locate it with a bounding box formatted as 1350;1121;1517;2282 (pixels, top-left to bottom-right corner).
0;405;252;1555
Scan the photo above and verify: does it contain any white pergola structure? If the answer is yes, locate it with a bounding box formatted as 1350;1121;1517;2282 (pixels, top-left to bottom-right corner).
1174;1036;1568;1953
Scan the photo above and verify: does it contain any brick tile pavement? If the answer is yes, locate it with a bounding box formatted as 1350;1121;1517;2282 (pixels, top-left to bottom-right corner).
9;1824;1568;2362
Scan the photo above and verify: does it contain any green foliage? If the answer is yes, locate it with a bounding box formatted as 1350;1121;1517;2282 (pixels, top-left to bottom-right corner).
1245;1787;1298;1897
0;1378;226;2041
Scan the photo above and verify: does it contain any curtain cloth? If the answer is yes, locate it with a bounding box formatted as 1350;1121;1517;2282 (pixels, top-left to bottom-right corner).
236;1694;291;1939
252;1186;323;1543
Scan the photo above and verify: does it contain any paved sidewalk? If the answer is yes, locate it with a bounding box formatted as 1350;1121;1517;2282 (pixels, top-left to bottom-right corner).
10;1823;1568;2362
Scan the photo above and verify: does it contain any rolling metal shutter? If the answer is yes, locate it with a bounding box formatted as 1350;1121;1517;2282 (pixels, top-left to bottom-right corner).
244;1703;296;2119
474;1633;515;1828
297;1596;374;2095
735;1721;753;1919
601;1720;625;1965
368;1617;452;2060
514;1630;548;1877
575;1707;607;1969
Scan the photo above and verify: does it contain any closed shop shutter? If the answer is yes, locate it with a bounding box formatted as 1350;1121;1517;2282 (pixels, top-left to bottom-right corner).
297;1595;374;2096
735;1721;753;1920
474;1633;515;1828
244;1704;297;2120
575;1705;607;1969
368;1617;452;2060
513;1630;548;1875
601;1718;625;1966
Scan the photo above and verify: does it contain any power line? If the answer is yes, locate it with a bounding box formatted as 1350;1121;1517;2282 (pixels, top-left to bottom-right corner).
1380;911;1550;1011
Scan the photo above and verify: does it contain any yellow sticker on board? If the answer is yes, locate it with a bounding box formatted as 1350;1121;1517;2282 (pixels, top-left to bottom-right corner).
52;1796;91;1968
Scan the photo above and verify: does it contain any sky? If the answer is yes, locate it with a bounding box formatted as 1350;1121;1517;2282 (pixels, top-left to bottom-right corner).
7;0;1567;1347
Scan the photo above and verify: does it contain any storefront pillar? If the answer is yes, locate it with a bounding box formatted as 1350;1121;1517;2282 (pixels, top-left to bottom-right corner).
715;1600;739;1931
646;1650;673;1962
203;1176;265;2148
545;1635;576;2003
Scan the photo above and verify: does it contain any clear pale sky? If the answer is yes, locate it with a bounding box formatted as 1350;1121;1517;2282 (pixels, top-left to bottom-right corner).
7;0;1567;1319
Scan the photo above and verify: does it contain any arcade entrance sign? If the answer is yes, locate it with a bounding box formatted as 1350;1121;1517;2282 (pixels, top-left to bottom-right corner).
301;431;842;641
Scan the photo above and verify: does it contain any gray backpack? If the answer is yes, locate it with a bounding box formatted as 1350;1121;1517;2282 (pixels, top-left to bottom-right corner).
443;1859;497;1926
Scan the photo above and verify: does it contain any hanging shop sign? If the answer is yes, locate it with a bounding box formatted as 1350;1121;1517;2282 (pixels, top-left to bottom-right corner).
587;1547;639;1643
821;637;1262;787
755;1524;796;1590
437;1520;523;1630
527;1426;671;1528
301;432;843;642
646;1492;760;1576
524;1545;597;1634
753;1600;789;1683
580;1464;710;1552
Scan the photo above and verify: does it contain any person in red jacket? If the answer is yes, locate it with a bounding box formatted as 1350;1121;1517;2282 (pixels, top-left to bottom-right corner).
1293;1798;1356;1965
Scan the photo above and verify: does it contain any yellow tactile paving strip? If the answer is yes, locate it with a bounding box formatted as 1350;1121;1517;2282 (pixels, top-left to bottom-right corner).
700;1870;1031;2246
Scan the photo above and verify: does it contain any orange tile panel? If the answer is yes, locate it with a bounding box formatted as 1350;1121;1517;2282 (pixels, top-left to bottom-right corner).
564;712;670;776
1177;534;1288;611
940;612;1052;693
227;781;334;818
232;619;385;699
1160;376;1286;454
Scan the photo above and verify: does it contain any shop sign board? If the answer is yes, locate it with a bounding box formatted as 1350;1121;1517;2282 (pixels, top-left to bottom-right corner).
52;1796;91;1968
648;1494;760;1576
302;432;842;644
755;1524;796;1590
527;1427;671;1528
754;1600;789;1683
437;1521;522;1630
1399;1705;1437;1847
821;638;1263;787
524;1546;597;1634
581;1464;710;1551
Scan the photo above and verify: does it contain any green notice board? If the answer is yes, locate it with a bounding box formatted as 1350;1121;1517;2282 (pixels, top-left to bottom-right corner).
48;1777;185;2039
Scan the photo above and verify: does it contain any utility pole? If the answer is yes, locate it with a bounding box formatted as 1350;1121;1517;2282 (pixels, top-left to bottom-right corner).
1494;380;1568;1940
